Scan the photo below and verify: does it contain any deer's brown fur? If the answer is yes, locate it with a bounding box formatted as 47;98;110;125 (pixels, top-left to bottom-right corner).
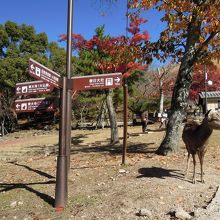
182;110;220;183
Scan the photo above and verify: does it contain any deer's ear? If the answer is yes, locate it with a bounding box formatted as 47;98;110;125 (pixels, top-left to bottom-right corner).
205;109;212;117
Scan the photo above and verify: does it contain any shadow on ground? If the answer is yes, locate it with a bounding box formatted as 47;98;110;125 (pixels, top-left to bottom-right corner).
70;142;156;155
137;166;184;180
0;181;55;206
0;162;56;207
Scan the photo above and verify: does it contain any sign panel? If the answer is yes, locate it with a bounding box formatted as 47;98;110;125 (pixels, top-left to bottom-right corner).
16;81;54;95
29;58;61;88
15;97;58;113
72;72;122;91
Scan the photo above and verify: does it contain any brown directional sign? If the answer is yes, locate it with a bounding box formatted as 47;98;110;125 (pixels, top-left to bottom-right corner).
29;58;61;88
16;80;54;95
15;97;59;113
72;72;122;91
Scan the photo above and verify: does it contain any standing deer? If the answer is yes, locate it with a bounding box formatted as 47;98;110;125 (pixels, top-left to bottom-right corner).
182;110;220;184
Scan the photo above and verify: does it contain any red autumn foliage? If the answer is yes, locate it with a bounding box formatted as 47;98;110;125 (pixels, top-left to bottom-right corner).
189;63;220;100
59;14;150;76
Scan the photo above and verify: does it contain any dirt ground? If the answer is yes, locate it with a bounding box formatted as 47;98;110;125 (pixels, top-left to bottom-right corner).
0;122;220;220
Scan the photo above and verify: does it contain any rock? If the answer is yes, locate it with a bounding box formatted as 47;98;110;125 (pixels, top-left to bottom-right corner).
18;201;23;205
119;169;126;173
175;207;192;219
10;201;17;207
138;208;152;219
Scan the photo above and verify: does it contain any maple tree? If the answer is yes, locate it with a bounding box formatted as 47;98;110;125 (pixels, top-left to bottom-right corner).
190;63;220;100
60;17;150;144
129;0;220;155
60;15;150;74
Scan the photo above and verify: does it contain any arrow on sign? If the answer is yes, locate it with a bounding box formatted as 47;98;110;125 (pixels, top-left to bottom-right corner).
72;72;122;91
16;80;54;95
29;58;61;88
114;77;120;83
16;103;21;109
16;87;22;92
15;97;59;113
30;64;35;71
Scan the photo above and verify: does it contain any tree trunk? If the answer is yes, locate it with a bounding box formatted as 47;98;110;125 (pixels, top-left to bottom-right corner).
106;89;119;144
156;61;194;155
158;68;164;113
159;85;164;114
156;14;201;155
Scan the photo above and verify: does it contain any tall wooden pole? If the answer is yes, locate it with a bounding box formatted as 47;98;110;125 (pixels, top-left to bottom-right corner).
122;78;128;165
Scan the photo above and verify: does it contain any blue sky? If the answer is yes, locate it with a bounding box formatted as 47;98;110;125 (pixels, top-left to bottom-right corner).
0;0;165;45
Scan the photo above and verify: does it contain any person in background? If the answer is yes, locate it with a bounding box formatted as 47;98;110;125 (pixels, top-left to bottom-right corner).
141;110;148;133
159;109;168;128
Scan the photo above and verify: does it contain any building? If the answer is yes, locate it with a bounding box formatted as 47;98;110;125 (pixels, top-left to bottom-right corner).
199;91;220;113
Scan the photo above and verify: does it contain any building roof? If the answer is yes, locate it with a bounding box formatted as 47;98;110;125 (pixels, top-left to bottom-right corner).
199;91;220;99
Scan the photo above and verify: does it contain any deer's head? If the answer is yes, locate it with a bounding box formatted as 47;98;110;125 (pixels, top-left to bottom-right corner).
208;111;220;130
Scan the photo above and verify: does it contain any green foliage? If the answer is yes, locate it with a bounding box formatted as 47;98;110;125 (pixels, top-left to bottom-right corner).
0;21;66;103
129;98;158;114
74;49;100;76
47;42;66;76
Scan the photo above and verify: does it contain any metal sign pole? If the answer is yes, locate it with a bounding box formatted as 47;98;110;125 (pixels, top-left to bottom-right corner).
55;77;68;210
122;78;128;165
204;64;207;114
55;0;73;210
66;0;73;172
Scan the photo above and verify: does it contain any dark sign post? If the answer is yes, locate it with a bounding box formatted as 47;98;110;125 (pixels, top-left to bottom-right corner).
16;81;54;95
15;1;122;209
122;77;128;165
55;0;73;211
55;77;68;211
65;0;74;177
72;73;122;91
29;58;61;88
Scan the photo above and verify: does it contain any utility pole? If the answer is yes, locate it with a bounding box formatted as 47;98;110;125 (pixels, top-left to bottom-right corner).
204;64;207;114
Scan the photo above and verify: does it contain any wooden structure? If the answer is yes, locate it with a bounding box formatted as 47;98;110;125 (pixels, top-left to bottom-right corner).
199;91;220;113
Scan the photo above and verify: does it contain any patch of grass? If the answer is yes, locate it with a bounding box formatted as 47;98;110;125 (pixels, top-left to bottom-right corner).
68;194;99;208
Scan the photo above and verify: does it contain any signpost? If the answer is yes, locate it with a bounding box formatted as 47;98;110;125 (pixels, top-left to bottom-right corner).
14;0;123;211
72;72;122;91
15;97;58;113
29;58;61;88
16;81;54;95
15;56;123;211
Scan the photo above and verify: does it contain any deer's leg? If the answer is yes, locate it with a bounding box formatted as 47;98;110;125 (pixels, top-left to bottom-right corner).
184;152;190;179
198;151;205;183
192;153;196;184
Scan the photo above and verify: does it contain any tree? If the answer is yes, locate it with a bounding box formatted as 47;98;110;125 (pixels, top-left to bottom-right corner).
60;19;150;144
152;65;177;113
0;21;49;103
129;0;220;155
0;21;67;129
190;63;220;101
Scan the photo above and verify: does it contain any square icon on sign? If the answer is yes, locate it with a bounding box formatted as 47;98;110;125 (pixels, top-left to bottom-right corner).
22;86;28;93
21;103;27;110
35;67;41;77
105;78;113;86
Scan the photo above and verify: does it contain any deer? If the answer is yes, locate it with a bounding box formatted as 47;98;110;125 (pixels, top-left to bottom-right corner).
182;110;220;184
